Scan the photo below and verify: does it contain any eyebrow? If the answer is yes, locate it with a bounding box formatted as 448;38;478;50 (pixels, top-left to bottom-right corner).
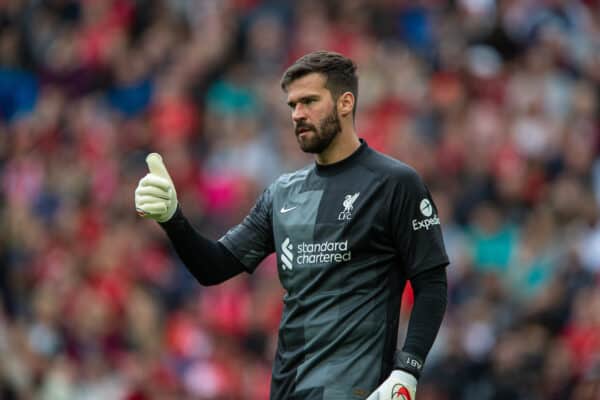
287;95;320;108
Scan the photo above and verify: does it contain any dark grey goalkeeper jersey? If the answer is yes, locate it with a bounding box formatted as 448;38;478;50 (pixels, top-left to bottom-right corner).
219;140;448;400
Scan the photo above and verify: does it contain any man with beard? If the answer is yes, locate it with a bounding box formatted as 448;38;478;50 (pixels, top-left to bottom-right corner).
135;51;449;400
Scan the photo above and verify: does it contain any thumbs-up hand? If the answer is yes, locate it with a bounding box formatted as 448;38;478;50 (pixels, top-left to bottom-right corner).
135;153;178;223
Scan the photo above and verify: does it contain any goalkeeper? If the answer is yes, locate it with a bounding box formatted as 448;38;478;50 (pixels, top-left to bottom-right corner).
135;51;449;400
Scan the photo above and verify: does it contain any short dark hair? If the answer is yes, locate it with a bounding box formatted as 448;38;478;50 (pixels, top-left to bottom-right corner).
280;51;358;115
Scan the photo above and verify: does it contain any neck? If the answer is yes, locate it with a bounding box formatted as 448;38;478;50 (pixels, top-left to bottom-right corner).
315;127;361;165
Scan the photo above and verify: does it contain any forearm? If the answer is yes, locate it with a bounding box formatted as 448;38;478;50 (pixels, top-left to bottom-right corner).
397;265;448;377
159;206;246;285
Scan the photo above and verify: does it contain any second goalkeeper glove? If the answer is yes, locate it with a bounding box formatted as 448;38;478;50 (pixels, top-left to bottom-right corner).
366;369;417;400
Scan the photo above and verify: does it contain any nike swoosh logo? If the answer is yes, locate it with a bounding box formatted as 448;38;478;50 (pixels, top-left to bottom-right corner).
280;206;298;214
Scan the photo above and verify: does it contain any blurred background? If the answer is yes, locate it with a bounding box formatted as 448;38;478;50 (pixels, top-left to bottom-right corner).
1;0;600;399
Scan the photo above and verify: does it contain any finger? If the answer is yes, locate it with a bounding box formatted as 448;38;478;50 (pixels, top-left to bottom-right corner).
140;174;171;191
137;202;167;215
146;153;172;180
135;185;170;200
135;194;167;206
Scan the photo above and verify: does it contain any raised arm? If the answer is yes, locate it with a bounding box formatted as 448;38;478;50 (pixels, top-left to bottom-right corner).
135;153;246;285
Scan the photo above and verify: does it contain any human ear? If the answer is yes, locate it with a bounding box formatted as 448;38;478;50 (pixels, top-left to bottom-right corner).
337;91;355;118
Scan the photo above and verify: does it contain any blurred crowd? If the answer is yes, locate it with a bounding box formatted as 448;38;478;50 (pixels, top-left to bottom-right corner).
1;0;600;399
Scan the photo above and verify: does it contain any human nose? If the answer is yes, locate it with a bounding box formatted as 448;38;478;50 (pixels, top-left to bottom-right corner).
292;104;307;122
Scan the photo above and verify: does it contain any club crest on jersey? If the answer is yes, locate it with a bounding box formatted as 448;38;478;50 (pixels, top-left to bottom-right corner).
338;192;360;221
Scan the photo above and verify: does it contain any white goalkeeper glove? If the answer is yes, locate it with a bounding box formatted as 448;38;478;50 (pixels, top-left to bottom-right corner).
366;370;417;400
135;153;178;223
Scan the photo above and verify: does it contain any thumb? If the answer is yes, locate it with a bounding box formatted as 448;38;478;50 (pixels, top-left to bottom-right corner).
146;153;171;181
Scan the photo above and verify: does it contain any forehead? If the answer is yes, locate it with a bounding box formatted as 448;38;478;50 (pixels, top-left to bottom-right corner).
286;73;328;100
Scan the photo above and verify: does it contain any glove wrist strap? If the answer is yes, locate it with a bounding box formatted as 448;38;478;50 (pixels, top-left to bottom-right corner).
393;351;423;379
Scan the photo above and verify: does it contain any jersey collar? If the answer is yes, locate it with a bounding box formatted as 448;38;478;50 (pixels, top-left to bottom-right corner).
314;138;368;176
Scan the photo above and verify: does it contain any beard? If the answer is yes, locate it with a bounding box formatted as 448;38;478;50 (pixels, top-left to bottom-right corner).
295;107;341;154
